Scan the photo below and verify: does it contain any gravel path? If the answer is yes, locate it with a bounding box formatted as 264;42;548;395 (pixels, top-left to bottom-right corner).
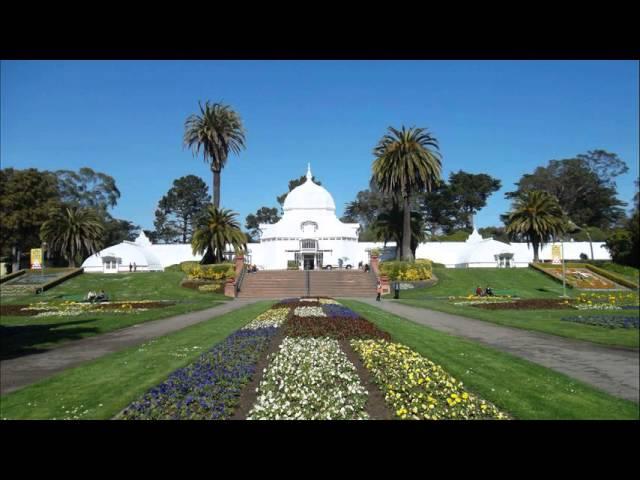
348;298;639;403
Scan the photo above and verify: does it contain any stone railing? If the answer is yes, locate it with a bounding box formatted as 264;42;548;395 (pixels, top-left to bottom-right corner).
224;255;246;298
370;255;390;295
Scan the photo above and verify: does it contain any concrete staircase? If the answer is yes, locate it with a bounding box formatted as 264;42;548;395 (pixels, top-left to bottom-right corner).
237;270;306;298
308;270;377;298
237;270;377;298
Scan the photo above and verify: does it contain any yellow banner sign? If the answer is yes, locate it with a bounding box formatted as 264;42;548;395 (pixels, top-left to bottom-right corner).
31;248;43;270
551;244;561;265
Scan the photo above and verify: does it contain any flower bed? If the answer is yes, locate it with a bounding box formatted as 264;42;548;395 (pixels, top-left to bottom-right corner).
472;299;574;310
351;339;507;420
293;306;326;317
561;315;639;329
3;301;176;317
247;337;369;420
321;304;361;318
283;315;391;340
120;325;278;420
242;307;291;330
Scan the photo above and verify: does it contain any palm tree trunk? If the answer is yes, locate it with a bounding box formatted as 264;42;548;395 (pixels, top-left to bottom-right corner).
533;241;539;262
213;169;221;208
12;246;20;273
402;195;413;261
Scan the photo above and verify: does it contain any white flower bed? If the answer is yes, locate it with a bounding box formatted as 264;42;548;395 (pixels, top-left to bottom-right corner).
241;307;291;330
248;337;369;420
573;304;623;311
293;306;327;317
318;299;340;305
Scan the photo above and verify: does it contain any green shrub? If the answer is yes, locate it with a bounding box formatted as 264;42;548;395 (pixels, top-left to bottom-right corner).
198;283;224;293
187;263;235;281
287;260;299;270
180;261;201;274
164;264;182;272
379;260;432;281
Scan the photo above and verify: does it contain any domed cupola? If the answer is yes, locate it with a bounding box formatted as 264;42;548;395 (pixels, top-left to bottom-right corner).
283;164;336;212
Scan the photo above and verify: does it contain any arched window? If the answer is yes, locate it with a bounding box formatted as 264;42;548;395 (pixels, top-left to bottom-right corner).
300;221;318;234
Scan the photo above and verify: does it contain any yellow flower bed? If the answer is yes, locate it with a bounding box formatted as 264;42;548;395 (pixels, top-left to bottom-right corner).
379;260;432;281
351;339;508;420
188;264;235;281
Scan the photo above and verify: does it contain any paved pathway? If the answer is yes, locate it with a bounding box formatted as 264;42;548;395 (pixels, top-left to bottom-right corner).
0;299;260;396
350;299;640;403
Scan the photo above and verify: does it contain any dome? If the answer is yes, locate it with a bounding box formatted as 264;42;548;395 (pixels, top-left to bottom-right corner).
283;164;336;212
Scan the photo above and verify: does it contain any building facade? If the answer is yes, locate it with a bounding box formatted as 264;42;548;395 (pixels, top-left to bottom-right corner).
82;165;612;272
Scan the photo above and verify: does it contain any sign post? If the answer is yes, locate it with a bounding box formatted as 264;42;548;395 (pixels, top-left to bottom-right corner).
30;248;43;270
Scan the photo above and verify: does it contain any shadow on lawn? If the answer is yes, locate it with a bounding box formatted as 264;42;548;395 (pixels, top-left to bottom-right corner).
0;319;100;361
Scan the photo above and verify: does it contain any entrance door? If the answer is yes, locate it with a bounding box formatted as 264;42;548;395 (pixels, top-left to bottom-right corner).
303;254;315;270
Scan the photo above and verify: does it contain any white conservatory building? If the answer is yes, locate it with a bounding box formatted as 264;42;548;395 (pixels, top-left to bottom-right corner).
82;165;612;272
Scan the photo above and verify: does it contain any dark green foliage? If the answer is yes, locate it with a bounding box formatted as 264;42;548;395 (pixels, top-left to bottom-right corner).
504;190;567;262
0;168;63;270
154;175;211;243
40;206;105;267
56;167;121;211
478;226;510;243
183;101;246;208
506;150;628;229
191;206;247;263
372;126;442;261
245;206;281;240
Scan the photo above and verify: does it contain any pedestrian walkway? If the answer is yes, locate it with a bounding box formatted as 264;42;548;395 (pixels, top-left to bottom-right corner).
0;299;261;396
351;299;639;403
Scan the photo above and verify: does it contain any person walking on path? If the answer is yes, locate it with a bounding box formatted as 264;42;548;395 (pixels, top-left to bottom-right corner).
376;281;382;301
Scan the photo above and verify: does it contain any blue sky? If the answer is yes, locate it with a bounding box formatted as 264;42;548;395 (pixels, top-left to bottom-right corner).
1;60;638;232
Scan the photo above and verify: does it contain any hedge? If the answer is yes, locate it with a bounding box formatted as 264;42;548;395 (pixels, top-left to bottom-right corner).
584;264;639;290
379;259;433;281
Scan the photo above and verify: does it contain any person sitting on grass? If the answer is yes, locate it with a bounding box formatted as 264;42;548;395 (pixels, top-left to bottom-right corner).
95;290;108;302
485;286;494;296
475;286;483;297
86;290;97;303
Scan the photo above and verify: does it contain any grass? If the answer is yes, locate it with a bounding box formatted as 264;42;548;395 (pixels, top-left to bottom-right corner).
0;301;273;420
400;266;577;299
0;272;229;360
340;300;639;419
391;267;639;348
594;262;640;285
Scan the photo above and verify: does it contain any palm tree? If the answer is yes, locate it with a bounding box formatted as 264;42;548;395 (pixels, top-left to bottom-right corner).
372;126;442;261
40;207;105;267
183;101;246;208
192;206;247;264
505;190;566;262
371;202;425;260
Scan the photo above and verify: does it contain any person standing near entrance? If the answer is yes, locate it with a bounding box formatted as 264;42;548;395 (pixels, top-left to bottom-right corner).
129;262;132;273
133;262;137;272
376;281;382;301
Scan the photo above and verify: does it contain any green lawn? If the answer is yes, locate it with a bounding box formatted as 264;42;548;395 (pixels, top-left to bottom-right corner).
594;262;640;285
391;267;639;348
0;301;273;420
1;272;230;360
340;300;639;420
400;266;576;299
